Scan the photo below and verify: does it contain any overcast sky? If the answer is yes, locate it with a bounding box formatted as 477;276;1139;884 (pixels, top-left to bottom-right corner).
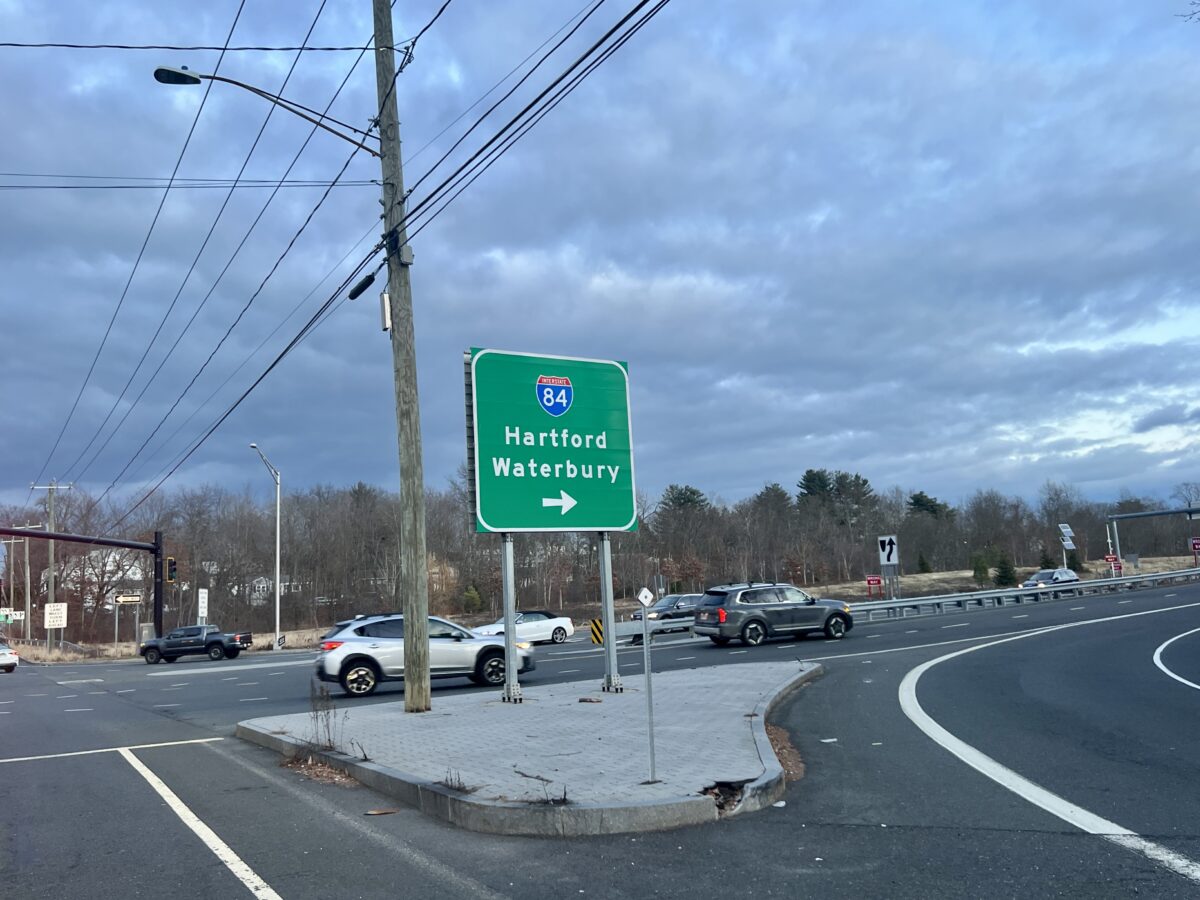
2;0;1199;526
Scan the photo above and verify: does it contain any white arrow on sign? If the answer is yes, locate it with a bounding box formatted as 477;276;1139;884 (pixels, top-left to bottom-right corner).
542;490;577;515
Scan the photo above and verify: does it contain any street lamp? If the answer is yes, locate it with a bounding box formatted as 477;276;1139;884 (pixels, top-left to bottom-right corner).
249;444;282;651
152;66;380;158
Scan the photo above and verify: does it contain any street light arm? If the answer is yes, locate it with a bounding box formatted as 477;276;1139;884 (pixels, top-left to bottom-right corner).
250;444;280;483
153;66;381;158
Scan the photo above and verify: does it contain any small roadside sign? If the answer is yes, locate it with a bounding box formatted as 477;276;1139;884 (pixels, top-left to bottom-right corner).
0;607;10;617
636;587;655;607
10;611;24;621
866;576;882;586
198;588;209;619
877;535;899;566
114;594;141;605
44;602;67;630
1104;554;1118;563
1190;537;1200;554
589;618;604;645
1113;561;1123;572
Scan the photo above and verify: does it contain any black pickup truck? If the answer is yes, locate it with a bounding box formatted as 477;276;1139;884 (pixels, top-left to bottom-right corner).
139;625;254;664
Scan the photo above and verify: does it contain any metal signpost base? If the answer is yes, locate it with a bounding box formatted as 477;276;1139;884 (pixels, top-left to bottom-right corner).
500;534;522;703
640;604;657;782
599;533;622;692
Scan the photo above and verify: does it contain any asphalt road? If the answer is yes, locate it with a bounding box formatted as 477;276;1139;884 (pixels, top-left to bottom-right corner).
3;582;1199;898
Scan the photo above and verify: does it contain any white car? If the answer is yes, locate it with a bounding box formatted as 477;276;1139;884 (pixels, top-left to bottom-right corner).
1;641;18;673
473;610;574;644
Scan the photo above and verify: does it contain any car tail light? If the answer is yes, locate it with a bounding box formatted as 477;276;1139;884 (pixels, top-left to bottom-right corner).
717;608;727;624
320;641;344;652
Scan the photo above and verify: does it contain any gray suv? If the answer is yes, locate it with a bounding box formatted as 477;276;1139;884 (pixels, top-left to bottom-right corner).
316;614;535;697
692;583;853;646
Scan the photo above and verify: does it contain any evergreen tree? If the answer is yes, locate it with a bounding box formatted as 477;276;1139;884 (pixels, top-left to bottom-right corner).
1039;549;1055;569
917;551;932;573
993;554;1018;587
1066;550;1082;571
971;554;990;587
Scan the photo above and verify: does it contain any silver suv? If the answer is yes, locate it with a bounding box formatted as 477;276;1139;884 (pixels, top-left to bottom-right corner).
316;614;535;697
692;583;853;646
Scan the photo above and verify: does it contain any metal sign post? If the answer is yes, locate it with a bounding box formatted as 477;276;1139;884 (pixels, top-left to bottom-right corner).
636;586;658;783
599;533;621;692
500;533;522;703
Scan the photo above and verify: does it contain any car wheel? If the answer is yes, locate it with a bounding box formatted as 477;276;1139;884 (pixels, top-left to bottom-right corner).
473;651;506;686
551;627;567;644
824;615;848;639
144;648;161;664
340;661;379;697
207;644;225;661
708;636;731;646
740;621;767;647
2;665;14;674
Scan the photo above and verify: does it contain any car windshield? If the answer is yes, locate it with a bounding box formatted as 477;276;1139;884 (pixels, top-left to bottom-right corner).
699;592;729;606
1029;571;1055;581
652;596;682;609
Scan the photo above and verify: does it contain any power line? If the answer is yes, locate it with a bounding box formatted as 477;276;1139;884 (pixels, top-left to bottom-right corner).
0;41;396;51
30;0;248;496
96;2;439;513
0;180;374;190
62;0;335;485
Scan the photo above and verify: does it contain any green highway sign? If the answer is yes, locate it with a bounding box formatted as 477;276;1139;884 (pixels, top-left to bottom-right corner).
468;348;637;533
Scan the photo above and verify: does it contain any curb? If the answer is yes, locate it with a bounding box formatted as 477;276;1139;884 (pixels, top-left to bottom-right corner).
732;662;824;815
236;663;823;837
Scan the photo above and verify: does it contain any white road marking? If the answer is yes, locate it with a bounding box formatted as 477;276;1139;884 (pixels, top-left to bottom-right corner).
160;688;182;692
0;712;9;715
64;709;93;713
819;738;838;743
0;737;222;765
1165;593;1176;598
867;634;881;639
1012;615;1029;619
559;669;581;674
899;600;1200;886
906;630;919;634
88;691;105;695
239;697;270;702
25;693;47;696
1118;600;1133;605
269;672;285;676
942;623;969;629
119;749;282;899
56;695;77;699
730;650;748;655
116;689;135;693
676;656;696;661
221;677;238;681
0;700;12;705
171;683;190;687
57;679;103;685
236;682;260;686
154;703;180;708
145;657;317;677
1070;607;1085;611
1152;627;1200;692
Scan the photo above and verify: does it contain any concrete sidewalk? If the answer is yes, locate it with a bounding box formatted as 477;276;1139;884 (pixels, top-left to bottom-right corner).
237;661;821;836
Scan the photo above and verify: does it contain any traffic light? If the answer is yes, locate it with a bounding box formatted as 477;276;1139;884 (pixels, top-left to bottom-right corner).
165;557;177;583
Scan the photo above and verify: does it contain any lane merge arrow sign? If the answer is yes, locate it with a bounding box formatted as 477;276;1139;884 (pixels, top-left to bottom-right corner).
878;534;898;566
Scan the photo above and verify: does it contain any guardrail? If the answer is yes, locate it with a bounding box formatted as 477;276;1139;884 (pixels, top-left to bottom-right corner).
847;567;1200;622
602;567;1200;641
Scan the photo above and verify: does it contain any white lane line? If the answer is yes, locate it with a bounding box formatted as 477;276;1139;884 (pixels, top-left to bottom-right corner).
64;709;93;713
56;695;78;699
119;749;282;899
1165;593;1176;598
899;600;1200;886
160;688;182;692
1070;607;1085;611
906;630;919;634
25;693;47;697
221;677;238;681
942;623;969;629
1152;627;1200;692
867;634;881;639
730;650;748;655
559;669;581;674
1119;600;1133;605
88;691;106;695
268;672;285;676
1012;615;1029;619
0;712;9;715
676;656;696;661
235;682;260;687
239;697;270;702
0;737;223;765
145;657;316;677
116;689;135;694
154;704;181;708
170;683;190;687
0;700;13;705
57;679;103;685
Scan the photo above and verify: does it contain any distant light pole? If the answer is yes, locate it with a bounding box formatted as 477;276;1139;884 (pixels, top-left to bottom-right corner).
250;444;282;650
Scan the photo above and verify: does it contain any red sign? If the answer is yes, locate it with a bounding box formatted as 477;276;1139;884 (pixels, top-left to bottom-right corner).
1190;537;1200;553
1104;554;1118;563
1113;562;1123;571
866;576;882;586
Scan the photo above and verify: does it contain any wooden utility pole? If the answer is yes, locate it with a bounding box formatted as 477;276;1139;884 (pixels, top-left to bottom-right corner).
371;0;430;711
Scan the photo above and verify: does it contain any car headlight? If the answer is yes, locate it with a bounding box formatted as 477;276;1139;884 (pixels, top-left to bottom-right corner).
647;612;659;619
842;605;851;613
515;642;532;650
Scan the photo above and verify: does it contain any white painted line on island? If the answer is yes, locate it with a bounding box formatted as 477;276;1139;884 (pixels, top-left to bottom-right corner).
120;749;282;899
899;599;1200;886
145;657;317;677
0;737;223;765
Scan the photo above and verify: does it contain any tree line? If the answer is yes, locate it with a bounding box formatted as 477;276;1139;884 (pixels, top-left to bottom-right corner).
2;471;1197;643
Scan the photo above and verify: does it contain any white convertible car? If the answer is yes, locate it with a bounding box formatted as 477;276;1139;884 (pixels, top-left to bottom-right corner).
473;610;575;644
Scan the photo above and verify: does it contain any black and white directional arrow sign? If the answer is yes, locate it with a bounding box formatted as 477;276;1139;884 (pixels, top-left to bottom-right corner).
878;534;898;566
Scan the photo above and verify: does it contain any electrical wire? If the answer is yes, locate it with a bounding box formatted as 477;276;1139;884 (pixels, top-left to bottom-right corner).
0;180;374;190
0;41;399;51
29;0;247;497
62;0;334;485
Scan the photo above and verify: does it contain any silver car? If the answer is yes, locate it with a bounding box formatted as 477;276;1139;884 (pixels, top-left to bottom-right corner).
315;614;535;697
0;640;18;673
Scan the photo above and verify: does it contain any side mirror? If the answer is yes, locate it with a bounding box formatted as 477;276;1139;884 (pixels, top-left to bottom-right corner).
453;633;463;642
